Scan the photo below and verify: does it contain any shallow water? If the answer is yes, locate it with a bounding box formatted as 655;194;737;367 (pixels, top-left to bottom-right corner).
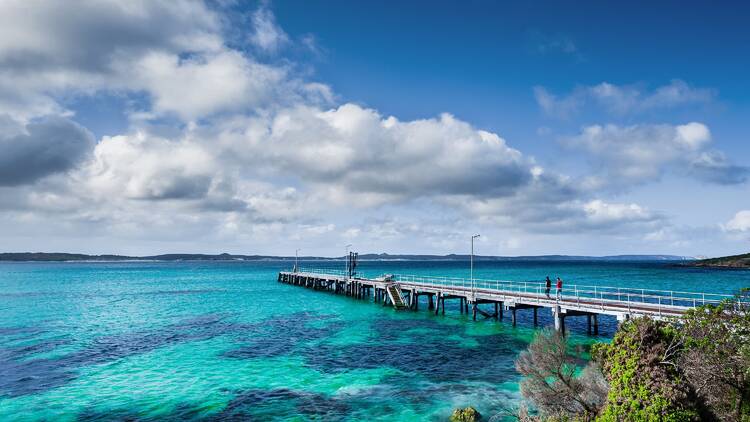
0;260;748;421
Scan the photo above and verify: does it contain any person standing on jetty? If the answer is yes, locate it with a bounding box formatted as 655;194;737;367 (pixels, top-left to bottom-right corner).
556;277;563;300
545;276;551;298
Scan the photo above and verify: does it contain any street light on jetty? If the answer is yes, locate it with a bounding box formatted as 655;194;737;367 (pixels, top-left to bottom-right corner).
345;244;352;278
471;234;480;299
295;248;300;273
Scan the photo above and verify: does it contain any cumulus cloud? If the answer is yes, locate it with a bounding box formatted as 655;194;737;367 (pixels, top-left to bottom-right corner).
0;1;221;69
129;50;286;120
0;115;94;186
534;80;715;117
582;200;657;226
0;0;222;120
0;0;318;122
84;132;217;200
564;122;747;188
233;105;535;200
461;194;664;235
67;100;553;219
723;211;750;232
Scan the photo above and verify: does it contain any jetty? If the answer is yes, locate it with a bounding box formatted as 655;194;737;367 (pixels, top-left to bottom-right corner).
277;267;733;334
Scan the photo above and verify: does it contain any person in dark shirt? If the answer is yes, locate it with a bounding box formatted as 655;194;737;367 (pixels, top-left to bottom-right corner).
545;276;551;298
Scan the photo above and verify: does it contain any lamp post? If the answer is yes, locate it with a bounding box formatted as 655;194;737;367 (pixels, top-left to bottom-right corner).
345;244;352;278
471;234;480;299
295;248;300;273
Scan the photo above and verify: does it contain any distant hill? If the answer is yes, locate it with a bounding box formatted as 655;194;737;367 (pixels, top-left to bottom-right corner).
0;252;694;262
686;252;750;268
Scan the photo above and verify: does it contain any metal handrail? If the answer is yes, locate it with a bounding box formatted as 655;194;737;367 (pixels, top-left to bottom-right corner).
390;273;731;305
295;267;350;277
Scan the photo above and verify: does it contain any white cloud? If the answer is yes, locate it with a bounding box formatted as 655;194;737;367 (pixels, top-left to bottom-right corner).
84;131;218;200
534;80;716;117
565;122;747;188
674;122;711;150
0;0;327;123
219;104;537;201
724;211;750;232
582;200;653;224
0;0;223;120
461;195;663;235
130;50;286;121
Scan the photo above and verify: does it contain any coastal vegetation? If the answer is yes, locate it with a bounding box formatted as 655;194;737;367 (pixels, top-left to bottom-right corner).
450;407;482;422
687;252;750;268
515;330;607;421
513;291;750;421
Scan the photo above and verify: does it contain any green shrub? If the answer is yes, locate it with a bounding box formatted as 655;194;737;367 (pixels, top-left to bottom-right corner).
450;406;482;422
592;318;701;421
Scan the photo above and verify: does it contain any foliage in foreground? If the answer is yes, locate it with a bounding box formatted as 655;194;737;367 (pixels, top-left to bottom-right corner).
513;292;750;422
592;318;702;421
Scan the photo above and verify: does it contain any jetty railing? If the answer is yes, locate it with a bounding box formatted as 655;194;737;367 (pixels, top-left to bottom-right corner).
294;267;736;310
296;267;351;277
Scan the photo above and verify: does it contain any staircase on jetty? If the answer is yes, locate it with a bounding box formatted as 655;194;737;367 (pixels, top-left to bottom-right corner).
385;283;408;310
277;267;737;335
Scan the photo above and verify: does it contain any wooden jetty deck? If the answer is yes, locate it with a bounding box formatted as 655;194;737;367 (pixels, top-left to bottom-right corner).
278;268;733;334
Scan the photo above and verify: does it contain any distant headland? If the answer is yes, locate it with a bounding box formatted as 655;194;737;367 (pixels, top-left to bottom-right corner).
685;252;750;268
0;252;695;262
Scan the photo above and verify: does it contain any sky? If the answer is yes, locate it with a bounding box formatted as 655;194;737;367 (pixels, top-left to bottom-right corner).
0;0;749;257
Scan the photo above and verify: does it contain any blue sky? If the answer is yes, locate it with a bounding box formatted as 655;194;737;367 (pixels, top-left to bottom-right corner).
0;1;748;257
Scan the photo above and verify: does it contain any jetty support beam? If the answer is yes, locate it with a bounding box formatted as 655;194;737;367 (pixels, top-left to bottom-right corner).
553;306;566;334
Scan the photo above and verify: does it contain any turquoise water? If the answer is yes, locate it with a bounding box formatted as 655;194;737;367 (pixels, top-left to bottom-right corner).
1;260;748;421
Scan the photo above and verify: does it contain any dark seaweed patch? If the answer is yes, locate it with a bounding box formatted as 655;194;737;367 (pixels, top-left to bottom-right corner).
209;388;349;421
74;389;350;421
303;316;525;383
0;337;71;361
0;325;45;337
223;314;344;359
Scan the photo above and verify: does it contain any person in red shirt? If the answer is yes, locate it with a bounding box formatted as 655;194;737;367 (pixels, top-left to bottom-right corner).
556;277;563;300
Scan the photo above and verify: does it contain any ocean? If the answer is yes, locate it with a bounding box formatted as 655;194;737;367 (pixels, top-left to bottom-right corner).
1;260;748;421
